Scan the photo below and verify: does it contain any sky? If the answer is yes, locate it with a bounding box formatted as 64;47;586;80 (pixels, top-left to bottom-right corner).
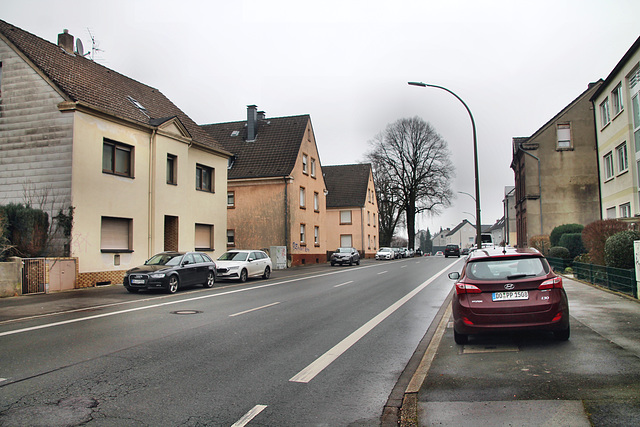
3;0;640;237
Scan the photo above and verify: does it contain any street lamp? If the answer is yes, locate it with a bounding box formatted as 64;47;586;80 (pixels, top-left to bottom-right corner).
408;81;482;249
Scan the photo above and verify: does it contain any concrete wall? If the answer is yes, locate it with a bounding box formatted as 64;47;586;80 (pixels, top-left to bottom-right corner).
0;259;21;298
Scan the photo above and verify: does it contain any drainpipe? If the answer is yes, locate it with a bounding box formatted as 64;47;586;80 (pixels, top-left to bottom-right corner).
518;145;542;235
148;128;157;257
283;176;289;256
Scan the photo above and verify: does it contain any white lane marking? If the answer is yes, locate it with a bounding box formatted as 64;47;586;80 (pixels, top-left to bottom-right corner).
229;302;280;317
377;271;388;275
289;263;454;383
334;281;354;288
231;404;268;427
401;265;407;269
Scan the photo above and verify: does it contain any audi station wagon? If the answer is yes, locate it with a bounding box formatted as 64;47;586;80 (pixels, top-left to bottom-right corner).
448;247;570;344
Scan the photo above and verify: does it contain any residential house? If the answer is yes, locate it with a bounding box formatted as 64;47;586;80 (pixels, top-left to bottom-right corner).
446;219;476;250
431;228;450;254
510;81;602;248
0;21;230;287
590;36;640;221
503;186;516;246
485;217;505;246
201;106;327;266
323;163;379;258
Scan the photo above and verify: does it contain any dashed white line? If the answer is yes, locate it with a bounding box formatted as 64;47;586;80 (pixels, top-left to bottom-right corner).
377;271;388;275
229;302;280;317
334;281;354;288
231;404;268;427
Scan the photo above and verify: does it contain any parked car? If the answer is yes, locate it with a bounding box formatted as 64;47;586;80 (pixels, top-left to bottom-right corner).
445;244;460;258
330;247;360;266
461;247;470;255
392;248;402;259
216;250;272;282
124;251;216;294
434;251;444;256
447;247;570;344
375;247;394;260
415;248;423;256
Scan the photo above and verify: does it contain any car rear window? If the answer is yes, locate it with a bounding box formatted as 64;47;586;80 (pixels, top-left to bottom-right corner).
465;256;549;280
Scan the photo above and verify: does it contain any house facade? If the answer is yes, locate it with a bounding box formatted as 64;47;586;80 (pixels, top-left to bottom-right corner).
510;82;602;248
202;106;328;266
591;36;640;221
447;220;476;250
503;186;516;246
0;21;230;287
323;164;379;258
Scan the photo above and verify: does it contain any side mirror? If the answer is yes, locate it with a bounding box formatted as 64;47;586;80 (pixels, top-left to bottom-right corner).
248;258;254;262
182;260;190;266
448;272;460;280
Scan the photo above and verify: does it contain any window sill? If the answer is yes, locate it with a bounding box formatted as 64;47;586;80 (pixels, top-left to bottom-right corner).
101;249;134;253
617;169;629;178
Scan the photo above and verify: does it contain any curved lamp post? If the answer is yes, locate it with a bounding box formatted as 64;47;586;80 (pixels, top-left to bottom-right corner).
408;81;482;249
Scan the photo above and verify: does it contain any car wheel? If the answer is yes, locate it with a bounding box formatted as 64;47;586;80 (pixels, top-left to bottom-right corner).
356;258;360;265
239;269;248;282
454;329;468;345
554;324;570;341
126;287;139;293
348;259;353;266
262;266;271;279
331;261;335;266
203;271;215;288
167;276;179;294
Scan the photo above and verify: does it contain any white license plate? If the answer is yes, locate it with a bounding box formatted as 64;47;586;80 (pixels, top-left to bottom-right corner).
492;291;529;301
131;279;145;284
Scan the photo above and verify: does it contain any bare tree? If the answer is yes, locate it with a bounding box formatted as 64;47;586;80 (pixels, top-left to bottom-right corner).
368;156;405;247
367;117;454;249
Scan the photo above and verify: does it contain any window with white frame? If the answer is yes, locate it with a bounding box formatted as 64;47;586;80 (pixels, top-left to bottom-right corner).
300;224;306;244
606;207;616;219
340;234;352;247
299;187;306;208
310;158;316;177
620;202;631;218
314;226;319;245
302;154;308;174
314;192;319;211
340;210;352;224
227;191;235;208
600;97;611;127
227;229;235;246
631;68;640;153
616;142;628;173
100;217;132;252
557;123;571;149
604;152;614;180
612;83;624;117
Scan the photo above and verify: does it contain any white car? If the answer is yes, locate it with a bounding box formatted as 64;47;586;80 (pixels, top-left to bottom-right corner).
216;250;272;282
375;247;394;260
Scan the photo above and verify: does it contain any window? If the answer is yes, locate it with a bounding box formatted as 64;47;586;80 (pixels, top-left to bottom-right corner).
620;202;631;218
167;154;177;185
100;217;132;252
600;98;611;127
103;139;133;177
227;191;235;208
314;192;319;211
373;235;376;250
314;226;319;245
606;207;616;219
373;213;376;227
368;234;371;249
367;211;370;226
227;229;235;246
195;223;213;250
604;152;614;180
616;142;628;173
557;123;572;149
299;187;306;208
612;83;624;117
310;158;316;177
340;210;352;224
300;224;306;244
196;164;214;192
634;94;640;153
302;154;308;174
340;234;352;247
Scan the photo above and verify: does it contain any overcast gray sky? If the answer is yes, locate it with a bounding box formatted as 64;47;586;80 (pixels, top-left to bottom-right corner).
4;0;640;238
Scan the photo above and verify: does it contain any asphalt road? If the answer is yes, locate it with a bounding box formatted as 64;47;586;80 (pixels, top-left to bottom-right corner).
0;257;461;426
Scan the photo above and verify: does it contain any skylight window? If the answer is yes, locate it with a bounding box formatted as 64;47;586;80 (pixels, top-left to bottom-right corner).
127;96;149;117
231;130;240;137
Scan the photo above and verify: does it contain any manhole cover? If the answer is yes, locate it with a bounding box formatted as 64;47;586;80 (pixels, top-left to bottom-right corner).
171;310;202;315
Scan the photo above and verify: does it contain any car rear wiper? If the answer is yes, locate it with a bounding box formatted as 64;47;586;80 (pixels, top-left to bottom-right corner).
506;273;534;280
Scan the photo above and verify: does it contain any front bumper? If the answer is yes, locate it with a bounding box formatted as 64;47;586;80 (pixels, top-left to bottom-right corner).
124;274;170;291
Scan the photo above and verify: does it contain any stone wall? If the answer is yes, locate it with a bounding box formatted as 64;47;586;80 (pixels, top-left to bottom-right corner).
0;258;21;298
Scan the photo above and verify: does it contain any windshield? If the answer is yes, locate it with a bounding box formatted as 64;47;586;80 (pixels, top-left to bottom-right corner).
146;253;183;266
218;251;248;261
465;257;549;280
336;248;351;253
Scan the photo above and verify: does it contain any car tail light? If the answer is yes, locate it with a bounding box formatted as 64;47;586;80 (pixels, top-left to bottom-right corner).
552;312;563;322
455;282;482;294
538;276;563;290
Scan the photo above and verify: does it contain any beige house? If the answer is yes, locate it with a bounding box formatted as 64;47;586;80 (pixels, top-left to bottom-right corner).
0;21;230;287
202;106;328;266
510;81;602;248
323;164;379;258
591;36;640;220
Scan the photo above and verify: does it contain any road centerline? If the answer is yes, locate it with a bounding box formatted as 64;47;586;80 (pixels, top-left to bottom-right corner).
229;302;280;317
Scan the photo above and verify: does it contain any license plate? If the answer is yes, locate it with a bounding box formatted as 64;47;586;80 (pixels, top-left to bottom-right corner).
492;291;529;301
131;279;145;284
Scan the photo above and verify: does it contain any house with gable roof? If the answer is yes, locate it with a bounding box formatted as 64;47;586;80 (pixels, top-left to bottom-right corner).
0;20;231;289
323;163;379;258
202;106;328;266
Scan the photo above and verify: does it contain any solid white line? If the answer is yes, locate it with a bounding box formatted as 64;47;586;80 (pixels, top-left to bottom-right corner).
289;263;454;384
229;302;280;317
231;404;268;427
334;281;354;288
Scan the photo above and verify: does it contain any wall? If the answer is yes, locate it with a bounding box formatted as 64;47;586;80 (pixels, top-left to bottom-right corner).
0;259;21;298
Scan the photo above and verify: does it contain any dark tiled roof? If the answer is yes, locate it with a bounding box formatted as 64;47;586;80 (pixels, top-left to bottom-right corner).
201;115;310;179
323;164;372;208
0;19;227;155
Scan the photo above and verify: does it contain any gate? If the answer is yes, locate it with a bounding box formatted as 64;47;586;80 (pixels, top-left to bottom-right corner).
22;258;46;294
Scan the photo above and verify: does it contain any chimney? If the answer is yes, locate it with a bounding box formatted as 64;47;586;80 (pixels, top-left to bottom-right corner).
246;105;258;141
58;29;74;54
257;111;266;121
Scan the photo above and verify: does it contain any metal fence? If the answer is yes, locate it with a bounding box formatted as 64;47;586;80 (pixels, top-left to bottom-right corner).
547;257;637;299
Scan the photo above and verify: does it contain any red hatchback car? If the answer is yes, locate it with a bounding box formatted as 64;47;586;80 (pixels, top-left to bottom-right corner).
448;247;570;344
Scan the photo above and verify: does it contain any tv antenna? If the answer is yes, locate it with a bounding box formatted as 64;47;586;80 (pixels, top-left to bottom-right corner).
85;28;104;61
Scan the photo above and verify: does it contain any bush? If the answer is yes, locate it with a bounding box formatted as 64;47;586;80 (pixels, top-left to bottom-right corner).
604;230;640;269
574;253;591;264
529;235;550;255
0;203;49;258
582;219;628;265
550;223;584;247
558;233;585;259
549;246;570;259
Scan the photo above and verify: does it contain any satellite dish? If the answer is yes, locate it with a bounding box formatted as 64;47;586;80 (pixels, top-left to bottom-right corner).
75;38;84;56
